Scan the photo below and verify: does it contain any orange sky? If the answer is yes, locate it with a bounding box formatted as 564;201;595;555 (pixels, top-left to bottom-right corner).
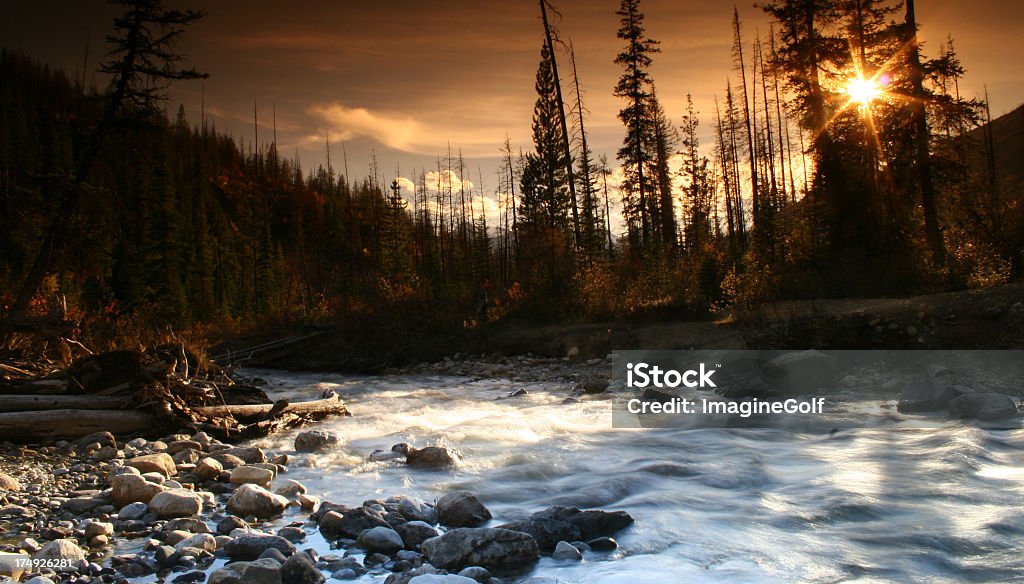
4;0;1022;204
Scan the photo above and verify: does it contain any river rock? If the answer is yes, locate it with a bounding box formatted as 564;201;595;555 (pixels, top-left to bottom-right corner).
242;558;285;584
174;533;217;553
298;493;320;511
127;453;177;477
231;465;275;486
116;501;148;520
222;447;266;464
24;577;56;584
0;472;20;491
149;489;204;518
62;495;107;514
0;551;27;580
84;521;114;539
224;533;296;560
228;484;289;519
551;541;582;561
396;521;438;550
532;506;634;540
281;551;324;584
421;527;539;572
274;479;307;498
172;448;203;465
111;473;167;507
496;517;580;553
357;526;404;554
436;491;491;527
294;430;340;453
195;457;224;480
76;431;117;450
32;539;85;572
389;495;438;524
209;452;247;470
164;517;211;533
587;536;618;550
455;567;492;583
217;515;249;535
764;350;837;394
408;576;478;584
897;377;971;413
948;393;1018;421
319;507;390;539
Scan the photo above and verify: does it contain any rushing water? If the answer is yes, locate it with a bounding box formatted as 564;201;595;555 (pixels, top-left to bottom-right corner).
206;369;1024;583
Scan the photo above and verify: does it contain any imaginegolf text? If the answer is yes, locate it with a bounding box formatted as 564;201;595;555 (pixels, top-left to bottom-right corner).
626;397;827;418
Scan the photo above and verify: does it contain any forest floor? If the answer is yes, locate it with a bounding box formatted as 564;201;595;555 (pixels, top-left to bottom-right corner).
228;282;1024;372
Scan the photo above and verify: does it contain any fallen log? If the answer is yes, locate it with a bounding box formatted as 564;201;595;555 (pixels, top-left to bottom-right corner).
0;392;348;441
0;394;129;412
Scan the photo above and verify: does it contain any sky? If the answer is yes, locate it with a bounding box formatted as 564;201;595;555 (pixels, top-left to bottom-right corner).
4;0;1023;221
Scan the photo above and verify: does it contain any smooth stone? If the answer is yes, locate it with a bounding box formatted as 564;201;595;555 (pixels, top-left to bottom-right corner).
224;534;296;560
294;431;341;453
127;453;177;478
357;526;404;554
435;491;491;528
551;541;582;561
32;539;86;572
281;551;324;584
227;484;289;519
230;466;275;487
118;502;149;520
148;489;204;518
420;527;539;572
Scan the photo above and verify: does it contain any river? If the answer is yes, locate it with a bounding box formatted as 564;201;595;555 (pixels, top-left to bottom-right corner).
199;368;1024;582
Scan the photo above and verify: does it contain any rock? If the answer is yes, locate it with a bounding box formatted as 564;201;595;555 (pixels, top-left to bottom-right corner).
224;534;296;560
24;577;56;584
111;473;167;507
436;491;491;527
763;350;837;394
587;536;618;551
75;431;117;451
276;526;306;542
222;447;266;464
209;453;247;470
532;506;634;540
294;430;341;453
149;489;204;518
274;479;307;498
228;484;289;519
195;457;224;480
32;539;86;572
62;495;107;514
551;541;582;561
258;547;288;562
948;393;1018;421
496;518;580;553
281;551;324;584
393;443;462;469
369;449;404;462
0;472;20;492
241;558;286;584
357;526;404;554
580;379;609;394
298;493;320;511
118;501;149;520
217;515;248;535
396;521;438;550
84;521;114;539
174;533;217;553
172;448;203;465
0;551;28;580
163;517;211;533
455;566;492;583
897;378;971;413
231;466;275;486
389;496;438;524
421;527;539;572
155;545;178;566
319;507;390;540
127;453;177;478
167;440;204;455
407;576;478;584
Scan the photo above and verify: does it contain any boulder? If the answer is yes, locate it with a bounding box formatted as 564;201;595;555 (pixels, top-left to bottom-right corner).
227;484;289;519
281;551;324;584
496;518;580;553
0;551;27;580
230;466;275;486
209;452;247;470
435;491;491;527
319;507;390;540
111;473;167;507
174;533;217;553
32;539;85;572
221;447;265;464
0;472;20;491
172;448;203;465
274;479;307;498
84;521;114;539
163;517;211;533
294;430;340;453
389;495;438;524
763;350;837;394
897;377;971;413
531;506;634;540
421;528;539;572
223;534;296;560
357;526;404;554
194;457;224;480
118;502;148;520
551;541;582;561
396;521;438;550
148;489;204;518
217;515;248;536
948;393;1018;421
408;576;478;584
455;567;492;583
127;453;177;478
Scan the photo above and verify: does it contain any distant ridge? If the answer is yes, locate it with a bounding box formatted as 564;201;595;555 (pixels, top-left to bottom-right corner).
969;102;1024;189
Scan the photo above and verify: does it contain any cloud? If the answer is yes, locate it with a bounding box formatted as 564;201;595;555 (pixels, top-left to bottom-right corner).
309;103;423;152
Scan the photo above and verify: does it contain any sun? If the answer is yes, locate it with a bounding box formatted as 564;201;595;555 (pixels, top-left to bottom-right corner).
846;76;882;106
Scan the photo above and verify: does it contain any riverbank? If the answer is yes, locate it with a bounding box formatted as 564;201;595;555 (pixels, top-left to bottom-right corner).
225;282;1024;372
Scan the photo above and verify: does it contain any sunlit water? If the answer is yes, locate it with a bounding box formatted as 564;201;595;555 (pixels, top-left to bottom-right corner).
140;370;1024;582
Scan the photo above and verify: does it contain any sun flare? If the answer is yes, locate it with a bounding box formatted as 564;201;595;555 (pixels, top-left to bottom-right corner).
846;76;882;106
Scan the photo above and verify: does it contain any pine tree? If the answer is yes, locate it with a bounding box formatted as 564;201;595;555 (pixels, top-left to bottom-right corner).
520;42;571;231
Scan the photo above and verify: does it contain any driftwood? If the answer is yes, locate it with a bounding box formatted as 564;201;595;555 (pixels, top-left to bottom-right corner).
0;394;129;412
0;392;348;441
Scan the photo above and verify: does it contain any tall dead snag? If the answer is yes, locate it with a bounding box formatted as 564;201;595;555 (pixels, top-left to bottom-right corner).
733;7;760;222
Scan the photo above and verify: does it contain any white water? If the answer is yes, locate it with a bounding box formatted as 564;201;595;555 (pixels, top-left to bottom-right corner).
235;370;1024;582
